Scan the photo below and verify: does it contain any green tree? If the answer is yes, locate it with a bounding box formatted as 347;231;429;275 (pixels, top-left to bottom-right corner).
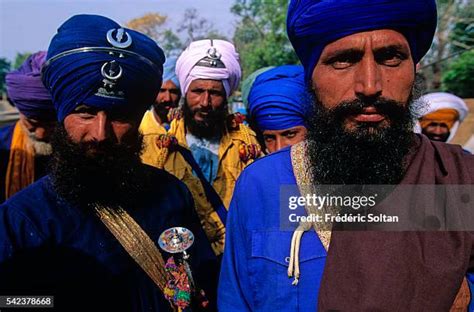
126;13;184;55
13;52;32;69
0;58;11;94
420;0;474;91
442;49;474;98
231;0;299;78
177;8;227;45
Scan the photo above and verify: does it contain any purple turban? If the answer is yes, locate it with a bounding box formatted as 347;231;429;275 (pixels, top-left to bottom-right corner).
287;0;438;81
6;51;54;119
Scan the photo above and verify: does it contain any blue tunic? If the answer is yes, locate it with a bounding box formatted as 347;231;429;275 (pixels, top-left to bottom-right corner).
0;167;218;311
218;147;326;311
0;123;15;203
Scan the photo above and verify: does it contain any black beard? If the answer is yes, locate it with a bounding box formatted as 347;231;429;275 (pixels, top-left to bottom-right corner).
182;98;228;139
307;88;425;185
152;103;171;124
49;125;150;209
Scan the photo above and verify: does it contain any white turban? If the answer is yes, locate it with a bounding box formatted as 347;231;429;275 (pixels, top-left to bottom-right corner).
414;92;469;142
175;39;241;97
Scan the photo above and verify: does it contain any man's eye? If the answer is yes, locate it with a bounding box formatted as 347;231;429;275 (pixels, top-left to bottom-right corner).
376;51;407;67
78;113;95;119
264;136;275;142
331;60;353;69
285;132;297;139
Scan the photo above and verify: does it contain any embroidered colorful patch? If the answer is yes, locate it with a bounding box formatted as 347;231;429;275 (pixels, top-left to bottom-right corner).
239;143;261;162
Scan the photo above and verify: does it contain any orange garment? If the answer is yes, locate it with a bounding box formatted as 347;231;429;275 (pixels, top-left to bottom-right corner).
5;122;34;199
419;108;459;130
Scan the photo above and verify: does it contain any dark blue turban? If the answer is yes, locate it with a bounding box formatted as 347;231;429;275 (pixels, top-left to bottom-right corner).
287;0;437;81
42;14;165;121
247;65;311;131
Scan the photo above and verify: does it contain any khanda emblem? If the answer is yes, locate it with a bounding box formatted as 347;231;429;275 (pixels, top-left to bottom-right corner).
101;60;123;89
206;46;222;67
106;28;132;49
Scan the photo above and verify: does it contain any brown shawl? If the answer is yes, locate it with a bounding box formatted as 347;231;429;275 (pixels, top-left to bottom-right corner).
318;135;474;311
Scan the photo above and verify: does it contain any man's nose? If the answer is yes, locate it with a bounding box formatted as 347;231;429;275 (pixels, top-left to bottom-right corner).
354;56;383;99
200;92;211;108
161;91;172;103
91;111;111;142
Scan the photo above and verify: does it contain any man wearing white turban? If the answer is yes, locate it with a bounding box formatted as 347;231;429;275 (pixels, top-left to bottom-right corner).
141;39;261;256
417;92;469;143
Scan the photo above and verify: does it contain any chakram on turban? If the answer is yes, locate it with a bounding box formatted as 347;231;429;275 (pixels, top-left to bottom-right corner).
6;51;54;119
175;39;241;97
287;0;438;81
42;14;165;122
245;65;311;131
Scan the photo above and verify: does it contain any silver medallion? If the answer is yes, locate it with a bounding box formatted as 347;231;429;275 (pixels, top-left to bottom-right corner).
158;227;194;254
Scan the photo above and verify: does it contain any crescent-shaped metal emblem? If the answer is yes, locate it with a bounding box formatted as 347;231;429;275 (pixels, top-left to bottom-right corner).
106;28;132;49
101;61;123;81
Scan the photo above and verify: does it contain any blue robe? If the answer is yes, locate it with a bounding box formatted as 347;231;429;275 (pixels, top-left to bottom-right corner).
218;147;326;311
0;123;14;203
0;167;218;311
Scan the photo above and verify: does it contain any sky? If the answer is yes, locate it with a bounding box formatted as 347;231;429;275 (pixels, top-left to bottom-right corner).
0;0;237;61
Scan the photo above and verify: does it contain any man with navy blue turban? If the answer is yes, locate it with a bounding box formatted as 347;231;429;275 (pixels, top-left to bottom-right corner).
0;14;217;311
0;51;56;203
220;1;474;311
244;65;310;153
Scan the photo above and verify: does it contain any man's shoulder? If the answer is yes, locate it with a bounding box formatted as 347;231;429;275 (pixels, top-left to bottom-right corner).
1;176;61;220
0;122;15;150
238;147;292;181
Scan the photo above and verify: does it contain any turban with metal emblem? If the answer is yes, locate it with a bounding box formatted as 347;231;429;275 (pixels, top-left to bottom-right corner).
42;14;165;122
246;65;311;131
175;39;241;97
287;0;438;81
6;51;54;119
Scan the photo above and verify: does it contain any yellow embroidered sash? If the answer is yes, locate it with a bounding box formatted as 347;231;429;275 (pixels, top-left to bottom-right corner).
290;141;331;250
5;122;34;199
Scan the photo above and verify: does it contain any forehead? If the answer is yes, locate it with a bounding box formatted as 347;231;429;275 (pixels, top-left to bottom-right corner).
188;79;224;90
321;29;411;56
161;80;178;89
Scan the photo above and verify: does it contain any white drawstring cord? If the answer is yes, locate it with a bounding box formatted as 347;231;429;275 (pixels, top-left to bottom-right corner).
288;221;312;285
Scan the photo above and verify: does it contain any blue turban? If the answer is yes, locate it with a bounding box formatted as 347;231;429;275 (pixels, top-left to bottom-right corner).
163;56;179;88
247;65;311;131
42;14;165;122
287;0;437;81
6;51;54;119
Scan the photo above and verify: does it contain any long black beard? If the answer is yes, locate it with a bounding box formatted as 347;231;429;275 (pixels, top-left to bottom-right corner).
182;98;228;139
307;85;425;185
49;125;150;209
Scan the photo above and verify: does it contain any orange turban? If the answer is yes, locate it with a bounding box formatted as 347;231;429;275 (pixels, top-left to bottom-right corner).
419;108;459;130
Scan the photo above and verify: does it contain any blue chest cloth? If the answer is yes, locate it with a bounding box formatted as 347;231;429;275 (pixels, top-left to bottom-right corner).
218;148;327;311
0;167;218;311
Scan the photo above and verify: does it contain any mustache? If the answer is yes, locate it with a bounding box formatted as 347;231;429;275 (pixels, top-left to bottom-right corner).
329;97;408;122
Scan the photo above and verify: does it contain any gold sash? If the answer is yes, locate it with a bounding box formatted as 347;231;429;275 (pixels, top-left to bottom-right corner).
94;204;178;311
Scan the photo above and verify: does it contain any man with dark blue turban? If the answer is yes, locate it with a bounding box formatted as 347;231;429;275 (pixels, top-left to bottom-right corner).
0;51;56;203
244;65;310;153
220;1;474;311
0;14;217;311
